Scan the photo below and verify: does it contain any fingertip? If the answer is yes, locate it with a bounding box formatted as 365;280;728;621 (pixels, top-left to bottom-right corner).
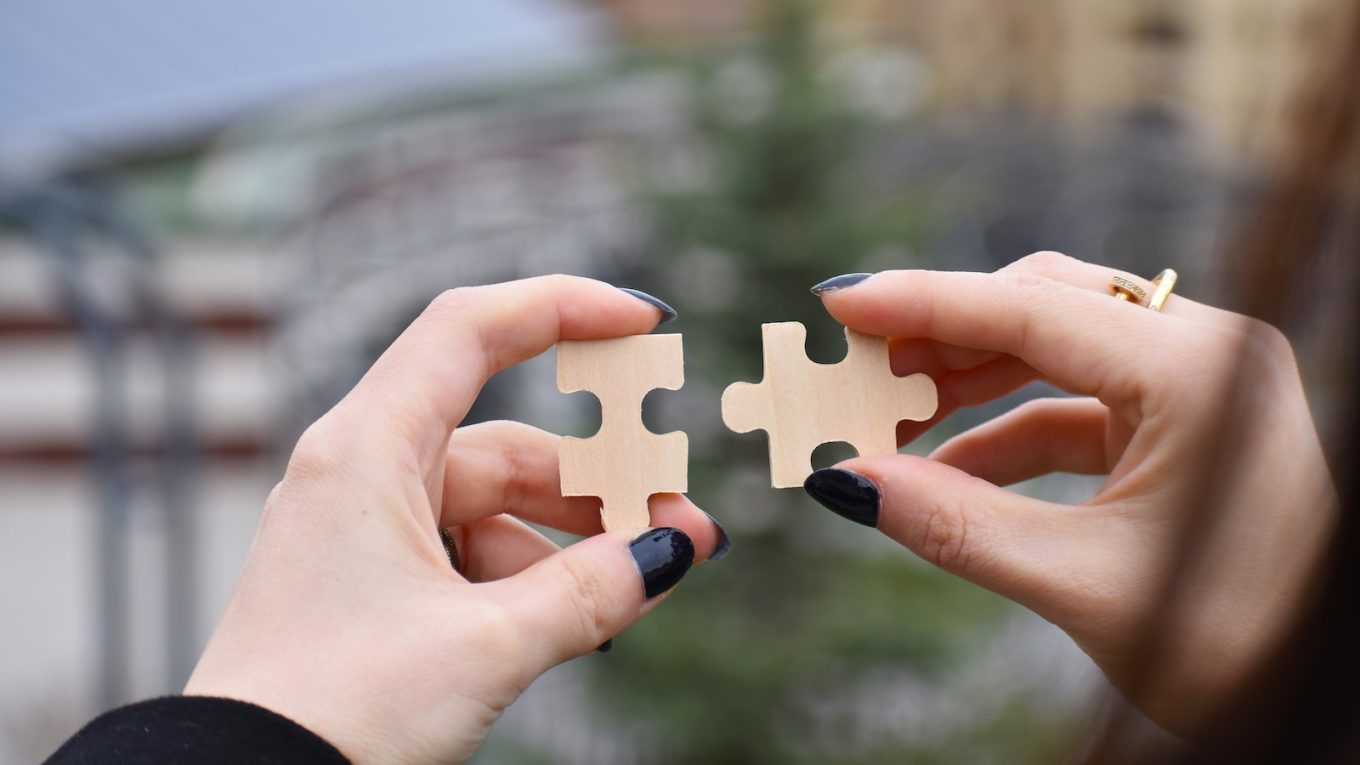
648;494;729;563
546;277;676;340
810;272;875;296
628;527;695;600
812;269;917;331
817;453;952;530
838;452;956;490
703;511;732;562
804;467;881;527
617;287;678;325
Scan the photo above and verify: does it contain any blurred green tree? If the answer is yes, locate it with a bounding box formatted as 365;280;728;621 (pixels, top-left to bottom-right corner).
573;2;1078;763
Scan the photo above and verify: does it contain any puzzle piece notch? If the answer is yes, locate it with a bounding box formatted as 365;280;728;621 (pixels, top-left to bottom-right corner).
558;334;688;531
722;322;937;488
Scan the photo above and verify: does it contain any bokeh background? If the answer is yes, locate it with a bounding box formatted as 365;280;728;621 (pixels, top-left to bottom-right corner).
0;0;1343;761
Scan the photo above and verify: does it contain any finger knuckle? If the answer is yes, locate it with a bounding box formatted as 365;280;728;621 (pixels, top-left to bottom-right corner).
1012;250;1076;275
1011;397;1055;421
429;286;478;316
261;478;292;511
466;599;527;663
1183;325;1232;362
284;421;345;483
1002;270;1051;291
1149;325;1256;407
1000;270;1068;306
1184;320;1290;381
539;273;583;291
915;498;973;575
1242;318;1296;364
485;419;539;439
1006;314;1034;366
257;480;293;524
996;272;1062;344
495;435;532;518
559;555;613;643
425;287;496;374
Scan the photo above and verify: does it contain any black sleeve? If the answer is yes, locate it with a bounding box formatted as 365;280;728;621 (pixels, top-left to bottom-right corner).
43;696;351;765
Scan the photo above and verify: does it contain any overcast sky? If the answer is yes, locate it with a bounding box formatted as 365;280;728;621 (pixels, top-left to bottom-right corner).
0;0;603;173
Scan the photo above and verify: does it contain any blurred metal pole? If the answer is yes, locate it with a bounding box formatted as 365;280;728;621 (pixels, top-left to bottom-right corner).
8;187;135;709
2;179;199;704
96;195;200;688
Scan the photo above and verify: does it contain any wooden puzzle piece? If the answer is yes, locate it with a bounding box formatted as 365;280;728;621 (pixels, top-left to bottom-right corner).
558;334;688;531
721;322;937;488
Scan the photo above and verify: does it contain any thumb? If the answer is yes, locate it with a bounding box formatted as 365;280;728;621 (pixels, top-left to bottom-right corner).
804;455;1104;623
493;527;695;671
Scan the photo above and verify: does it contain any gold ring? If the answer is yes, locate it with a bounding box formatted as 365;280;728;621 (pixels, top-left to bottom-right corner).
1111;275;1147;304
1148;268;1178;312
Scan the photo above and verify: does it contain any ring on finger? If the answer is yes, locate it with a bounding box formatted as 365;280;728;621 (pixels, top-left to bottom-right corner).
1148;268;1178;312
1110;276;1148;304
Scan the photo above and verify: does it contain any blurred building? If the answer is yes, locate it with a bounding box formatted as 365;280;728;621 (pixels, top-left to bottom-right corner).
0;2;628;761
4;0;1335;761
594;0;1344;169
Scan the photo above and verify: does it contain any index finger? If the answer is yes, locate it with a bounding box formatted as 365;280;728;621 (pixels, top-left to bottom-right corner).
339;276;672;466
818;269;1171;407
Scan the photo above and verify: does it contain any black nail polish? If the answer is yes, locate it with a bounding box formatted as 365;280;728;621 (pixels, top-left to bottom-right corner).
803;468;881;527
810;273;873;295
596;639;613;653
629;527;695;599
703;511;732;562
618;288;678;324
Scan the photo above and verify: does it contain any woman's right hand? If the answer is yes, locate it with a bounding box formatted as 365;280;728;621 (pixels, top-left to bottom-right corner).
184;277;724;764
805;252;1338;735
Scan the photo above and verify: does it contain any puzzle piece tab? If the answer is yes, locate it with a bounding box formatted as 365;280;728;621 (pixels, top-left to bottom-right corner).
721;322;937;488
558;334;687;531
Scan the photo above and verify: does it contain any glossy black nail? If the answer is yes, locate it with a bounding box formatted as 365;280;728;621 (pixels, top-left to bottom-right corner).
810;273;873;295
704;511;732;562
803;468;881;527
596;639;613;653
629;527;695;599
619;287;678;324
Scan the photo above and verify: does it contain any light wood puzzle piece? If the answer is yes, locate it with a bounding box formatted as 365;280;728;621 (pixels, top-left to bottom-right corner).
722;322;938;488
558;334;687;531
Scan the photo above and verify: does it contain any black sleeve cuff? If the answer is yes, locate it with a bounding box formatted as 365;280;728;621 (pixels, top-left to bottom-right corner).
44;696;351;765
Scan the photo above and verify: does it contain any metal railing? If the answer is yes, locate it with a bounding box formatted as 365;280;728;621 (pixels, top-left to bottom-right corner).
0;180;199;708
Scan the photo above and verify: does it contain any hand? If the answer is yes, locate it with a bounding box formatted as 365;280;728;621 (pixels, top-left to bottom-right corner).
805;252;1338;734
184;277;725;764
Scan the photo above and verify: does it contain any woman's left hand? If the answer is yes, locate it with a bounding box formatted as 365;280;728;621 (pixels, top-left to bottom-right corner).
806;253;1338;734
184;277;725;764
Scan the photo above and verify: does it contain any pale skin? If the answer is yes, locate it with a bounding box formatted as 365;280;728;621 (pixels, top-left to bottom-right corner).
815;251;1338;735
185;255;1337;762
184;277;725;764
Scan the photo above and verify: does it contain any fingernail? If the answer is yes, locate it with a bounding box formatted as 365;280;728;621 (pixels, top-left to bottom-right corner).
810;273;873;295
803;468;881;527
596;639;613;653
629;527;695;599
618;287;678;324
703;511;732;562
